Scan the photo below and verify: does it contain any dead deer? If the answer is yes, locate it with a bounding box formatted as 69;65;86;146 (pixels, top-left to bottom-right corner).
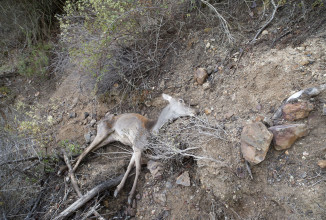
72;94;195;203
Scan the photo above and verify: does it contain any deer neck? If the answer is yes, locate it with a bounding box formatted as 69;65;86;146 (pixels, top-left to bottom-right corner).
151;105;175;134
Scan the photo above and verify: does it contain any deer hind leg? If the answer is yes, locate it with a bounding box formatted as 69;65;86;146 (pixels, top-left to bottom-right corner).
127;149;142;204
114;153;135;198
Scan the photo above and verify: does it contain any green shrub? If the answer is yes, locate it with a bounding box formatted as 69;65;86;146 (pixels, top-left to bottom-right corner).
18;43;53;78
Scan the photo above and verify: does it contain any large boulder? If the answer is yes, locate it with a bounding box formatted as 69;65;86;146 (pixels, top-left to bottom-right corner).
269;124;308;150
241;122;273;165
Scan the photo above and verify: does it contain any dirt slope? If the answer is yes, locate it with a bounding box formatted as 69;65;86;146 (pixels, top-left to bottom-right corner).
36;22;326;220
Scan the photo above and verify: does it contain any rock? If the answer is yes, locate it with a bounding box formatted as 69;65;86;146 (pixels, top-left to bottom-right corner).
147;160;164;179
282;102;314;121
176;171;191;186
317;160;326;169
69;112;76;118
153;192;167;205
206;42;211;49
262;30;269;35
90;119;96;127
84;133;91;144
204;108;212;115
92;113;97;119
268;124;308;150
165;181;173;189
202;82;211;90
225;111;234;119
70;97;79;109
206;66;213;75
299;57;310;66
84;112;89;119
241;122;273;165
323;104;326;116
194;68;208;85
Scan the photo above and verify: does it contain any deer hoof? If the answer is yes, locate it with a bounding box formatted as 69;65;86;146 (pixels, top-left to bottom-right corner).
127;196;133;204
114;189;119;198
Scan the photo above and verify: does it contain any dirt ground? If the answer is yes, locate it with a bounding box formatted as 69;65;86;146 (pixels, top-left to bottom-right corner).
2;9;326;220
34;23;326;219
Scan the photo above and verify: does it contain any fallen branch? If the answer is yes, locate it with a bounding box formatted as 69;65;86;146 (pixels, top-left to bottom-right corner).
53;174;124;220
0;156;41;166
24;178;49;220
251;0;280;43
61;150;104;220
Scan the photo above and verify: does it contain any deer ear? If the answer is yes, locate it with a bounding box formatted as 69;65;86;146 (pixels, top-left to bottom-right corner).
162;93;172;102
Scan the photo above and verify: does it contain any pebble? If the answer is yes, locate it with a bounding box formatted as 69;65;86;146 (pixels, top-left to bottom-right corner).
84;112;89;119
176;171;191;186
90;119;96;127
69;112;77;118
84;133;91;144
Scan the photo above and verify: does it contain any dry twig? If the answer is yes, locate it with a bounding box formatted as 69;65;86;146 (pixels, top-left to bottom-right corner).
61;150;105;220
200;0;234;43
251;0;280;43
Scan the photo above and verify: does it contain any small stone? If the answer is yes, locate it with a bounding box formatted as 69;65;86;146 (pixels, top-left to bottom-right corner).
303;151;309;156
317;160;326;168
153;192;167;205
262;30;269;35
194;68;208;85
322;104;326;116
84;133;91;144
147;160;164;179
84;112;89;119
225;112;234;119
165;181;173;189
202;82;211;90
206;42;211;49
176;171;191;186
282;102;314;121
300;57;310;66
268;124;308;150
206;66;213;75
204;108;212;115
241;122;273;165
285;150;289;155
69;112;77;118
90;119;96;127
92;113;97;119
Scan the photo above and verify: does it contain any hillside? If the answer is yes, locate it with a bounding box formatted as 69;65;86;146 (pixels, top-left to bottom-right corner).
1;1;326;219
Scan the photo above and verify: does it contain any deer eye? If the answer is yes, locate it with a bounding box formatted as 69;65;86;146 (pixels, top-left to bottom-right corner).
178;99;184;103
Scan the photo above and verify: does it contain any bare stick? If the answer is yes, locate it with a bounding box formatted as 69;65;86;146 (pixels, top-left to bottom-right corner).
53;174;124;220
61;150;105;220
0;156;40;166
62;150;82;197
251;0;279;43
245;160;253;180
200;0;234;43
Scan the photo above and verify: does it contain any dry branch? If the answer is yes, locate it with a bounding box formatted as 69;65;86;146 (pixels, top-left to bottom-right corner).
0;156;40;166
200;0;234;43
251;0;279;43
53;174;124;220
61;150;104;220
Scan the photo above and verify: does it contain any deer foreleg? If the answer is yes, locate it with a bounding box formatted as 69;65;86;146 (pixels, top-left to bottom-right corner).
73;128;114;172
